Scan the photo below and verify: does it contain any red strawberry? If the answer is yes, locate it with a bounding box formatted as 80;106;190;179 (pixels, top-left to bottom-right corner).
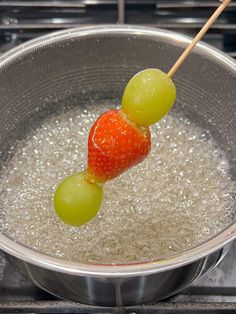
87;110;151;181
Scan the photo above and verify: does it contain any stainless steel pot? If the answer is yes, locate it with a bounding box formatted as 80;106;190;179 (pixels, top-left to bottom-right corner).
0;26;235;306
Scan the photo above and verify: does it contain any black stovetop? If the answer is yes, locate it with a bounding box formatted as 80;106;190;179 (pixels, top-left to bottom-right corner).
0;241;236;313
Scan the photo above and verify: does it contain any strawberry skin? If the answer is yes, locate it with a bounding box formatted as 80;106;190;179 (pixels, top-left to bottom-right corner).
88;110;151;181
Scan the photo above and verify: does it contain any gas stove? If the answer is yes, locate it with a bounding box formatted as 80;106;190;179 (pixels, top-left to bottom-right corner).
0;1;235;313
0;0;235;57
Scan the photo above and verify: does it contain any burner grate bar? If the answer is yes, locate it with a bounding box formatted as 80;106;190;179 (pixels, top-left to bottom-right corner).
0;1;114;8
157;1;236;9
0;300;236;313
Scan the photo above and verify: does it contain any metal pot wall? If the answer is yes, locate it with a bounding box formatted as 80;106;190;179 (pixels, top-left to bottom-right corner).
0;26;235;306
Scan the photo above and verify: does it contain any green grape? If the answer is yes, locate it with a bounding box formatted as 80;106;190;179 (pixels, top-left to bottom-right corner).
54;171;103;226
121;68;176;127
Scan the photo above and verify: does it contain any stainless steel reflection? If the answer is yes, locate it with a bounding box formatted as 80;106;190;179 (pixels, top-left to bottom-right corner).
0;26;235;306
4;244;231;305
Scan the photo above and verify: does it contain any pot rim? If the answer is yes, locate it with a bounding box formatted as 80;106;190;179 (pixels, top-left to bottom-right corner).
0;25;235;277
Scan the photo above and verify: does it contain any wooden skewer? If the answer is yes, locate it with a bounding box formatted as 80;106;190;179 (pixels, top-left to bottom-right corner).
168;0;231;78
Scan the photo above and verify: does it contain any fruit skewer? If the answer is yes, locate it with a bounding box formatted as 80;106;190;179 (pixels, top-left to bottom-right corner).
54;0;231;226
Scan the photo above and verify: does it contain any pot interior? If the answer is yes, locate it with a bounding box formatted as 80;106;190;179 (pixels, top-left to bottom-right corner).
0;26;235;266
